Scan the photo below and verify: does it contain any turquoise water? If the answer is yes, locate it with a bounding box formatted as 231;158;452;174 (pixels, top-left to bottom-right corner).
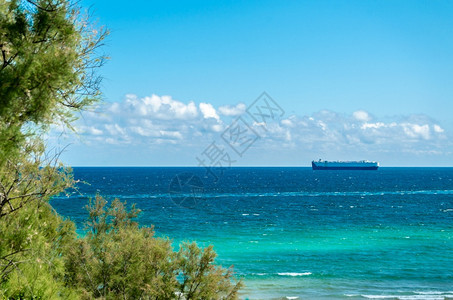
51;167;453;299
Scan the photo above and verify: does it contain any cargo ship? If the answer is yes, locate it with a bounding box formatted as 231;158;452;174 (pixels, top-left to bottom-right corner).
312;159;379;170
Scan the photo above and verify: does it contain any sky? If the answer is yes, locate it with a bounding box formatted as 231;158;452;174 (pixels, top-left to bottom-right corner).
52;0;453;166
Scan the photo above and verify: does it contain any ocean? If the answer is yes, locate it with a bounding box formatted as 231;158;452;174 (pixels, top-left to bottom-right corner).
51;167;453;299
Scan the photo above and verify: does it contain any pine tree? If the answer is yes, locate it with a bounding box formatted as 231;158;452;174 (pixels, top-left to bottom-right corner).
0;1;242;298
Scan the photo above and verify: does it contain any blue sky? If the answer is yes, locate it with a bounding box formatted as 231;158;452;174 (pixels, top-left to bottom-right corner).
53;0;453;166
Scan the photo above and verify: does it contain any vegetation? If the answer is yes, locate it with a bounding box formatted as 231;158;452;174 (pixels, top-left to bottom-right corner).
65;196;241;299
0;0;242;298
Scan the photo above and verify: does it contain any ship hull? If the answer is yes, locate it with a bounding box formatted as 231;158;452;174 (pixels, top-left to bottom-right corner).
312;161;378;170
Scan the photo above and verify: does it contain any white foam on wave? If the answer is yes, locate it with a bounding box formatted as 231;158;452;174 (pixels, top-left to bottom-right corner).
286;297;299;300
58;189;453;202
398;296;452;300
277;272;312;276
361;295;452;300
361;296;397;299
414;291;453;295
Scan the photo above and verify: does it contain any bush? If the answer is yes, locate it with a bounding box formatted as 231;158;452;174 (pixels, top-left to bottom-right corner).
64;195;242;299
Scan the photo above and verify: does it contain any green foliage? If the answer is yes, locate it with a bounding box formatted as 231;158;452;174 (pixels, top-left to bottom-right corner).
0;1;242;299
65;195;242;299
0;0;108;159
1;1;107;294
0;192;78;299
0;145;77;298
176;243;242;300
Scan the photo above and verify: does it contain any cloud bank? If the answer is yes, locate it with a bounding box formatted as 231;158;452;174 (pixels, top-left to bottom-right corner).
53;94;452;165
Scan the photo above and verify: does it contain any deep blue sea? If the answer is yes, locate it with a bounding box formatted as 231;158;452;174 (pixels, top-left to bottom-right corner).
51;167;453;299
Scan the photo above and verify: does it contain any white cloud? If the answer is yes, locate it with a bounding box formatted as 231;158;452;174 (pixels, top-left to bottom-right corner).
434;124;444;133
211;124;223;132
402;123;430;140
257;109;450;157
281;119;293;127
120;94;198;120
52;96;451;162
78;126;103;136
199;102;220;120
360;122;386;130
353;110;372;122
64;94;229;146
159;130;183;139
218;103;246;116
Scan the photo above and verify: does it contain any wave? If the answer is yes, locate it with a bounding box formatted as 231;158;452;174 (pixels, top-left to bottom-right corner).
249;272;312;277
277;272;312;277
361;293;453;299
52;189;453;201
361;296;397;299
192;189;453;199
414;291;453;295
